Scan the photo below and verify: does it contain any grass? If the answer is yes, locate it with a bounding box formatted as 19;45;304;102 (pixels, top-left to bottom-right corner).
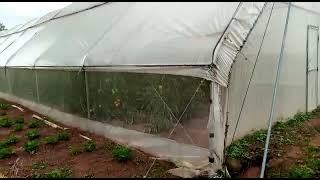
26;129;40;140
45;168;72;178
112;145;133;162
83;140;96;152
32;161;48;170
226;109;319;161
24;140;39;154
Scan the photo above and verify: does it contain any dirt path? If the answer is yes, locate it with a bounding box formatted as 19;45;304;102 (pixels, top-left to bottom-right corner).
0;99;176;178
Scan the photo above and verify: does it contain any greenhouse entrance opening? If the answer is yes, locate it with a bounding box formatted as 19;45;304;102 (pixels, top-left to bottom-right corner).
306;24;319;111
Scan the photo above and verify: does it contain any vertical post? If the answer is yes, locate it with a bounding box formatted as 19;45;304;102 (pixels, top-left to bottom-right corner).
84;69;91;119
306;26;309;112
35;69;40;103
260;2;291;178
316;30;319;106
6;68;12;94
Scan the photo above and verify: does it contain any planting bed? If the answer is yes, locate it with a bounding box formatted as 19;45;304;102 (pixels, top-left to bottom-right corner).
0;98;176;178
226;107;320;178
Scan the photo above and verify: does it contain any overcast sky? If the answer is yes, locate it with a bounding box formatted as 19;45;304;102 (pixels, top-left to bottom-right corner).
0;2;71;29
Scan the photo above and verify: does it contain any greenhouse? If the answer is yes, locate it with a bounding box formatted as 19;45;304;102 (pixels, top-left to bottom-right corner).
0;2;320;176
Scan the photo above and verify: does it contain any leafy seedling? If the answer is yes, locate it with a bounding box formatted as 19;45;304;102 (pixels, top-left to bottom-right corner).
57;131;70;141
43;136;59;145
13;123;23;131
83;140;96;152
0;118;14;127
28;119;42;128
0;147;14;159
14;116;24;124
0;103;9;110
24;140;39;154
26;129;40;140
112;145;133;162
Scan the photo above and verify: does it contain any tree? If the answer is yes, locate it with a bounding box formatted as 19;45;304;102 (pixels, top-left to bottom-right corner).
0;22;6;31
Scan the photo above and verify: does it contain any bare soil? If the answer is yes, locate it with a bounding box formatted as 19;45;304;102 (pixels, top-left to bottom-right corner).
0;98;177;178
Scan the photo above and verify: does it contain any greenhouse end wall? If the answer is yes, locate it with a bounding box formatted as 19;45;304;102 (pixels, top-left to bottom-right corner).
0;68;211;150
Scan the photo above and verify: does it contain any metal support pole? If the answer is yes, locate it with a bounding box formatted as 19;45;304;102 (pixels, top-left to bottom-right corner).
260;2;291;178
306;26;309;112
84;69;91;119
35;69;40;103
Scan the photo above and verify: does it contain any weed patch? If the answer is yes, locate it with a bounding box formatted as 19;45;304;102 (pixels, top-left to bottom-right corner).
57;131;70;141
13;123;23;131
289;165;315;178
0;103;9;110
45;168;72;178
28;119;42;128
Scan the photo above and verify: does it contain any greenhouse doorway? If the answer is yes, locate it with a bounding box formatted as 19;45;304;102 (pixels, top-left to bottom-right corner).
306;25;319;112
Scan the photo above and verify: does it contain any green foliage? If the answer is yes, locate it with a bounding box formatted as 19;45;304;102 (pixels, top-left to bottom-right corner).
0;147;14;159
26;129;40;140
112;146;133;162
24;140;39;154
0;117;14;127
45;168;72;178
0;103;9;110
43;136;59;145
13;123;23;131
28;119;42;128
4;135;19;145
56;131;70;141
68;146;82;156
289;165;315;178
0;141;8;149
83;140;96;152
14;116;24;124
226;138;251;160
32;161;48;170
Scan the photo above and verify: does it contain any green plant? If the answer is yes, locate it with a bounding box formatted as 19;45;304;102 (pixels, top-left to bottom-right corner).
32;161;48;170
0;147;14;159
289;165;315;178
26;129;40;140
43;136;59;145
45;168;72;178
0;103;9;110
69;146;82;156
28;119;42;128
14;116;24;124
0;117;13;127
57;131;70;141
0;141;8;149
4;135;19;145
24;140;39;154
112;146;133;162
83;140;96;152
13;123;23;131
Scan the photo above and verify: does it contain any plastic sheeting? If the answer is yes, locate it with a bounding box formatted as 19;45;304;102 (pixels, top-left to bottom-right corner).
0;2;265;87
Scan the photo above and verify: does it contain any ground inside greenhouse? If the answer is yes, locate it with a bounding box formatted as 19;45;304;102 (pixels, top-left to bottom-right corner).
235;117;320;178
0;99;176;178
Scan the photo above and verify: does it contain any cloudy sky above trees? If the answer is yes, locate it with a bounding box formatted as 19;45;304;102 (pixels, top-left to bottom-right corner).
0;2;71;29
